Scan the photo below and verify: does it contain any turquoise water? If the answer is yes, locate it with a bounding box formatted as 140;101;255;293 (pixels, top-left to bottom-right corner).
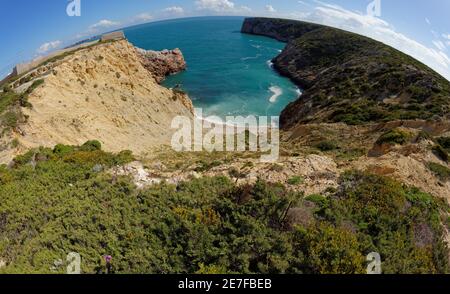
124;17;300;119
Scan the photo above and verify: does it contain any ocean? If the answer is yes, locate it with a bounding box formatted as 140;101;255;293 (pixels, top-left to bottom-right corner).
124;16;300;119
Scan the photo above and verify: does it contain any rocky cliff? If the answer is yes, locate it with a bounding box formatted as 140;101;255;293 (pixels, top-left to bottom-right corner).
242;18;450;129
0;39;193;163
136;48;187;83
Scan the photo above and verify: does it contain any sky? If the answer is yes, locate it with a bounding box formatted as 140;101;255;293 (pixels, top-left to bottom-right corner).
0;0;449;80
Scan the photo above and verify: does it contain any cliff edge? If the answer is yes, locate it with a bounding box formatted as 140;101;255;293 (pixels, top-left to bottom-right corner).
0;39;193;163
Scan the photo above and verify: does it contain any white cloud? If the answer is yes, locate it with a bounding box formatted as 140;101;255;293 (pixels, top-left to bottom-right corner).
425;18;431;25
443;34;450;40
433;40;447;51
292;2;450;80
195;0;235;12
89;19;120;31
240;6;252;13
37;41;62;54
163;6;184;15
265;5;276;13
133;13;153;22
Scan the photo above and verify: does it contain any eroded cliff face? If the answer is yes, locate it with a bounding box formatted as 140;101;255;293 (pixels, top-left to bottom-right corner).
1;39;193;163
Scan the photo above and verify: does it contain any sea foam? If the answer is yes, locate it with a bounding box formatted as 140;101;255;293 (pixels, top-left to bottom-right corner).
269;86;283;103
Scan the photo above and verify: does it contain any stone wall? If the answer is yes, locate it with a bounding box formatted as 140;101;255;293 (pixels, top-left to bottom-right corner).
101;31;125;42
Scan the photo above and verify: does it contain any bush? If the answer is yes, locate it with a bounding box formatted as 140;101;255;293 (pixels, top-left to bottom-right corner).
2;111;19;128
437;137;450;151
376;129;410;145
53;144;75;156
0;149;448;274
305;194;326;206
415;131;432;142
315;140;338;152
427;162;450;181
2;84;12;93
293;224;366;274
80;140;102;152
287;176;304;185
432;145;449;162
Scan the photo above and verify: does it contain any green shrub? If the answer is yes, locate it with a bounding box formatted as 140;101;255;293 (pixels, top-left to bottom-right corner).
415;131;432;142
28;79;44;91
80;140;102;151
293;224;366;274
53;144;75;156
2;111;19;128
437;137;450;151
10;139;19;148
376;129;410;145
305;194;326;206
321;170;449;273
115;150;135;164
427;162;450;181
315;140;338;151
0;148;448;274
2;84;12;93
432;145;449;162
287;176;304;185
0;91;19;115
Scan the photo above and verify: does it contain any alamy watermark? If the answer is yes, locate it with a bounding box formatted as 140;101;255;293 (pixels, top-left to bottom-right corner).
66;252;81;274
67;0;81;17
366;252;382;274
367;0;382;17
171;108;280;162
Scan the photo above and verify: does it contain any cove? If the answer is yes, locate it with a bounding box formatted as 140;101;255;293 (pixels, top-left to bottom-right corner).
124;16;300;119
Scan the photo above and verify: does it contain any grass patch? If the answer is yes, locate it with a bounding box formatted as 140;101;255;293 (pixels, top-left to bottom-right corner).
376;129;410;145
427;162;450;181
1;111;19;128
287;176;304;185
305;194;326;206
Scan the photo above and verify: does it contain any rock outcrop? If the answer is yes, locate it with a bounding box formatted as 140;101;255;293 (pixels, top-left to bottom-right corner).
136;48;187;83
242;17;450;129
0;39;194;163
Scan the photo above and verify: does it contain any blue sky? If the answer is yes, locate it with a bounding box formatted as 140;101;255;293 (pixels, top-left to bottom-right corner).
1;0;450;80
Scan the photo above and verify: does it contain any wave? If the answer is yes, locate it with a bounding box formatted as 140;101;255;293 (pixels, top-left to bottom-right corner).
193;111;261;130
269;86;283;103
241;54;261;61
266;60;274;69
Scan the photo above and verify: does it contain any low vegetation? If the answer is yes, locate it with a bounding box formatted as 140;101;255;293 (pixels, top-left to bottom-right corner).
259;18;450;127
437;137;450;152
427;162;450;181
287;176;304;185
0;144;448;273
314;140;339;152
432;145;449;162
0;79;43;138
376;129;410;145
